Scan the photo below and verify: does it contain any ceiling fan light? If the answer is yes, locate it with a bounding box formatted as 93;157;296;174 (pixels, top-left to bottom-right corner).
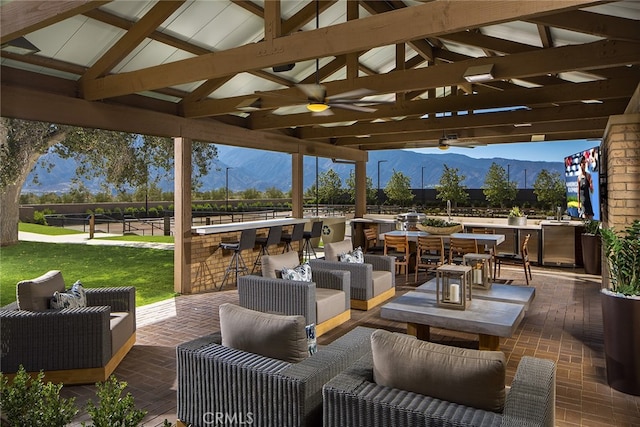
307;103;329;113
438;143;449;151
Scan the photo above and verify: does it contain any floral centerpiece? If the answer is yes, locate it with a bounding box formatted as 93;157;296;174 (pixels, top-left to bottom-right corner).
417;217;463;235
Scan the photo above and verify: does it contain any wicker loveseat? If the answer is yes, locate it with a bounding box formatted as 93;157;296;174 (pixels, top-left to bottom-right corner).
176;303;375;427
0;270;136;384
309;239;395;310
323;329;556;427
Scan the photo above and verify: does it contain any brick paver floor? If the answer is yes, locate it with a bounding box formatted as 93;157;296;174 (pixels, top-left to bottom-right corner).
60;264;640;426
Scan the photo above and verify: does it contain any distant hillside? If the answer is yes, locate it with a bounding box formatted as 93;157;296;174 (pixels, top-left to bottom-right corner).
23;145;564;194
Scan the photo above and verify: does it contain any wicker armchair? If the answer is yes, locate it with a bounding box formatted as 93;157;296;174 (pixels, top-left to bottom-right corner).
176;326;375;427
238;251;351;336
323;353;556;427
309;239;395;310
1;270;136;384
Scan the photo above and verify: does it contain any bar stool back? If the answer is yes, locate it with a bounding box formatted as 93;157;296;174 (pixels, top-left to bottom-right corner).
220;228;257;288
302;221;323;261
280;222;305;254
252;226;283;273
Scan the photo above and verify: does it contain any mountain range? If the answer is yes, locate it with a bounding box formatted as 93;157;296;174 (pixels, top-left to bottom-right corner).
23;145;565;194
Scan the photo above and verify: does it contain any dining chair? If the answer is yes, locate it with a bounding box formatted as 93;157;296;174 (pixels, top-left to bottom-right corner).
472;228;497;278
494;234;533;286
383;234;411;281
415;236;445;282
448;237;478;265
363;227;384;254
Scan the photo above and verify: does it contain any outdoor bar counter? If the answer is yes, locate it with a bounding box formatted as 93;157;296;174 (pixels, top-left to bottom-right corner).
189;218;308;293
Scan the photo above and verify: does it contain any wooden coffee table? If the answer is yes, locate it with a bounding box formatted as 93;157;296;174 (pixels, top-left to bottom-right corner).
380;291;525;350
416;278;536;310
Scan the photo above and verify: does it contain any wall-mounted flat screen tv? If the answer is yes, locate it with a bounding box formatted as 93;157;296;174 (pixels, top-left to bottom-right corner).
564;146;600;220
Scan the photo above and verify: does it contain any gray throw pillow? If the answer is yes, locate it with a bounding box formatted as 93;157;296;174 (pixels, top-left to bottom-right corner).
17;270;66;311
219;303;308;363
371;329;506;413
261;251;300;278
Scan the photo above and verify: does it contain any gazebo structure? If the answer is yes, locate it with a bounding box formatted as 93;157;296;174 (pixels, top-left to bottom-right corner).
1;0;639;294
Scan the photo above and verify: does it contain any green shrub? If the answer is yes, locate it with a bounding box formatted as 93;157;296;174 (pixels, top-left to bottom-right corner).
148;207;159;217
0;366;78;427
94;208;105;215
33;210;48;225
82;376;147;427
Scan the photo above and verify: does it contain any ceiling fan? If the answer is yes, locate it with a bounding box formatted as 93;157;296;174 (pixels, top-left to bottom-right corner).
438;132;483;150
252;0;391;116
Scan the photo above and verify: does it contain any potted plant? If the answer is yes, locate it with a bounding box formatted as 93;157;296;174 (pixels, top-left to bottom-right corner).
600;220;640;395
507;207;527;226
581;219;602;275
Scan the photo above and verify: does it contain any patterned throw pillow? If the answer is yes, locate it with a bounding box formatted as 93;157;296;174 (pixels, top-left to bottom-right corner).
51;281;87;309
306;323;317;356
339;246;364;263
281;263;312;282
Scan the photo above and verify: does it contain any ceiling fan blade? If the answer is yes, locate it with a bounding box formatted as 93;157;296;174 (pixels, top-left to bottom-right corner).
312;108;334;117
296;84;326;101
331;88;375;99
330;103;377;113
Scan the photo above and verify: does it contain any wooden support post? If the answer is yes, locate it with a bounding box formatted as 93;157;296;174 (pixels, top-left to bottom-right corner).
174;137;192;294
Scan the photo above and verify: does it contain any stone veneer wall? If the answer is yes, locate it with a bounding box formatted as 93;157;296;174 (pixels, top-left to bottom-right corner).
189;224;300;293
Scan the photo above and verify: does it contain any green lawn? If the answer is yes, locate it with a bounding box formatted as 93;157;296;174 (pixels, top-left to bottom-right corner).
0;241;175;307
19;222;84;235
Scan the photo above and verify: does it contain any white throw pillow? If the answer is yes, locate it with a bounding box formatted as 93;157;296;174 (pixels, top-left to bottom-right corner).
281;263;312;282
339;247;364;263
51;281;87;309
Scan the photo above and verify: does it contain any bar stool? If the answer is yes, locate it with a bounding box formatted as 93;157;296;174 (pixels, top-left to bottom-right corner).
220;228;256;288
302;221;323;261
252;226;283;273
280;222;305;254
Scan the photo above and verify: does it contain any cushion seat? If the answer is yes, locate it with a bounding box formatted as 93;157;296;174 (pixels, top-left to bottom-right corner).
110;312;134;358
372;270;393;296
316;288;347;324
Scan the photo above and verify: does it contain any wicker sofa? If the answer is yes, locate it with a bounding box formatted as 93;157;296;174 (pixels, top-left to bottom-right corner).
0;270;136;384
176;304;375;427
309;239;395;310
238;251;351;336
323;330;556;427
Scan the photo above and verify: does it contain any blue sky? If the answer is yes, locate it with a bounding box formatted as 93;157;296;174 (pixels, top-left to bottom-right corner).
408;139;601;162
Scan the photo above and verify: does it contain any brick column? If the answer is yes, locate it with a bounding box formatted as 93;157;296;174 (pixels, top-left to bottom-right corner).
601;114;640;231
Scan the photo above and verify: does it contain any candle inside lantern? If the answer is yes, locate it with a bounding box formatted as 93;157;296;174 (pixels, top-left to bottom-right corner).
449;284;460;303
473;267;483;285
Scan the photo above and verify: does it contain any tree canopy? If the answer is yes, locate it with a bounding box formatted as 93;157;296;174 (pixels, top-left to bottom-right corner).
346;170;376;204
384;170;414;207
482;162;517;207
317;169;343;204
533;169;566;210
435;164;469;207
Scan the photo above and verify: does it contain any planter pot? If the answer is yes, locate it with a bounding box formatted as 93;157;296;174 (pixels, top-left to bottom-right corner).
416;224;463;235
581;233;602;275
507;216;527;226
601;289;640;395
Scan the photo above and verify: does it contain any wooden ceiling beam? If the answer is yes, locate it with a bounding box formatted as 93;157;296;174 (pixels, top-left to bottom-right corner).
0;0;110;43
529;10;640;43
298;100;629;139
81;1;184;82
250;77;638;130
335;118;609;146
0;83;366;161
79;0;600;100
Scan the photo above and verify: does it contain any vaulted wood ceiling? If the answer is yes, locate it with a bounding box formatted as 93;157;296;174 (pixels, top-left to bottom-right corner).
1;0;639;161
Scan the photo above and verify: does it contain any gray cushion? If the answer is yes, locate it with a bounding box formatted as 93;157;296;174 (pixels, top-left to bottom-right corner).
110;312;134;357
324;239;353;262
371;270;393;296
261;251;300;278
219;303;308;363
17;270;66;311
371;329;506;413
315;288;347;324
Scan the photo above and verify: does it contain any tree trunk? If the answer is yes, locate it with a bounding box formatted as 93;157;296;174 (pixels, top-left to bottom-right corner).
0;183;20;246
